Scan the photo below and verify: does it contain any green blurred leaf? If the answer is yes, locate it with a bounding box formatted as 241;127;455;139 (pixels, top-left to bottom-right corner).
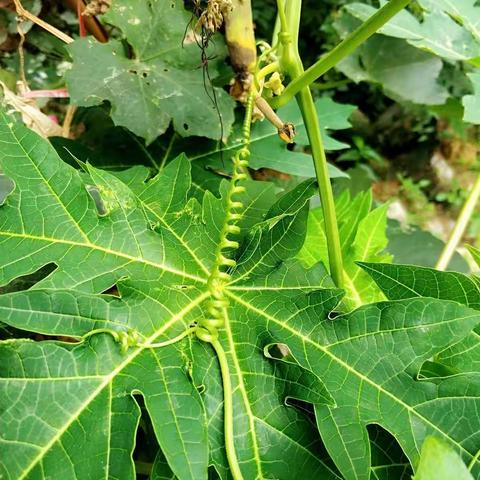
414;436;474;480
183;97;354;179
463;73;480;124
335;19;448;105
345;2;423;41
347;2;480;61
419;0;480;40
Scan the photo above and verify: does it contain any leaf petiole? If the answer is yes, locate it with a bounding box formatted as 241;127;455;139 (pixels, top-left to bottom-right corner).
256;61;280;82
271;0;412;109
277;0;344;288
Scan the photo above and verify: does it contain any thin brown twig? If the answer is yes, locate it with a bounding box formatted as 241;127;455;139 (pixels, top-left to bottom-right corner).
62;104;77;138
254;96;283;129
15;16;28;86
13;0;74;44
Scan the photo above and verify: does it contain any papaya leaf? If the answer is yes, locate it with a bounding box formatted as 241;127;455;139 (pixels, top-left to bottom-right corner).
360;262;480;375
369;426;412;480
0;110;338;479
65;0;235;144
227;289;480;480
2;112;480;480
151;449;176;480
298;190;391;310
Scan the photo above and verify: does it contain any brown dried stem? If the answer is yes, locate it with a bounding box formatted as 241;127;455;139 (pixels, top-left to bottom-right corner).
13;0;74;44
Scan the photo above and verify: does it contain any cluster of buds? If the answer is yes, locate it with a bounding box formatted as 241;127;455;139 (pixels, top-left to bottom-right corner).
83;0;111;17
198;0;233;32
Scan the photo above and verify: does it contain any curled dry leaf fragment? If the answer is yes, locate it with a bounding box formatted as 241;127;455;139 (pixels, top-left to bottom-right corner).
0;81;63;137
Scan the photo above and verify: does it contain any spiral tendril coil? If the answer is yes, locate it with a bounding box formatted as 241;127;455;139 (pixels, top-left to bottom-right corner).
196;94;254;344
81;96;254;355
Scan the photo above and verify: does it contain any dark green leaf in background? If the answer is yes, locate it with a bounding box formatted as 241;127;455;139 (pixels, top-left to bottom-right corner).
178;97;355;179
66;0;235;144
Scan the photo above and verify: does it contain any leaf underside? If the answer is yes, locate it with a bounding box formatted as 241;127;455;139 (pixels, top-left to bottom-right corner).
1;110;480;480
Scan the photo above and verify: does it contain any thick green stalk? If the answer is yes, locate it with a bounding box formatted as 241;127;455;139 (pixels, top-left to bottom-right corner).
297;86;344;287
224;0;256;73
279;0;344;288
436;172;480;271
271;0;412;108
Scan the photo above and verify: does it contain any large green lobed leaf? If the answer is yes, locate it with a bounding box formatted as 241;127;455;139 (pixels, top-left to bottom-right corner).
360;261;480;376
1;111;480;480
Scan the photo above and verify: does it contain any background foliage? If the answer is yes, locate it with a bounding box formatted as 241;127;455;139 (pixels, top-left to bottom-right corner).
1;0;480;479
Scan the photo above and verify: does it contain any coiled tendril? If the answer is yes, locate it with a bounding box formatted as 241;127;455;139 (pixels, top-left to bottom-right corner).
195;93;254;345
192;92;254;480
81;95;254;480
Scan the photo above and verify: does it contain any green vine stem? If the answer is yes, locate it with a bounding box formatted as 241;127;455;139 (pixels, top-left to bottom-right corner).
211;337;244;480
277;0;344;288
81;328;142;353
80;326;198;351
436;171;480;271
194;93;254;480
271;0;412;109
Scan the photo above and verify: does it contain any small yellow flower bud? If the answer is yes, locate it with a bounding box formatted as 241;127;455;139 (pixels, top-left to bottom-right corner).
264;72;285;96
